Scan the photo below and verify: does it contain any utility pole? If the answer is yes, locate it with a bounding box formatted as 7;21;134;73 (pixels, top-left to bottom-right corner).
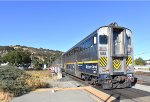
49;56;51;67
31;52;34;68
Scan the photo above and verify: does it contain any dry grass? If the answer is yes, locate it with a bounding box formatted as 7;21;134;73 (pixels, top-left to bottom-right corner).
0;70;51;102
0;91;13;102
26;70;51;89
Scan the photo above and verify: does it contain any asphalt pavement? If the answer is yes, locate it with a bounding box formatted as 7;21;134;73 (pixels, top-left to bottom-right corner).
11;90;98;102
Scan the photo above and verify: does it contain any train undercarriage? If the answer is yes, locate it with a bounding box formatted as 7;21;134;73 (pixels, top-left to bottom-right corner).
81;73;137;89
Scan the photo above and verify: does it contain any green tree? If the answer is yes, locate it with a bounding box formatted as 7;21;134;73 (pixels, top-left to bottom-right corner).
0;56;2;64
1;49;31;66
134;57;146;65
33;57;43;70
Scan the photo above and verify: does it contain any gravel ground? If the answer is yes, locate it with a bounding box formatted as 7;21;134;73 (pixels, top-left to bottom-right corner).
133;84;150;92
135;74;150;85
94;84;150;102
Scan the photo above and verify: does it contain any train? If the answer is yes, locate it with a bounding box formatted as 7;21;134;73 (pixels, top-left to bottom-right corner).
53;22;137;89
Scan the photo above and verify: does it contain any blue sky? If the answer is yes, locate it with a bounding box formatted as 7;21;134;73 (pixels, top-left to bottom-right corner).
0;1;150;59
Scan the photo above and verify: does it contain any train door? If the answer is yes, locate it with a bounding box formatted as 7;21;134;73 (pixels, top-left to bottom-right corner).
75;52;82;78
125;29;134;73
97;27;109;74
75;61;82;78
111;28;126;75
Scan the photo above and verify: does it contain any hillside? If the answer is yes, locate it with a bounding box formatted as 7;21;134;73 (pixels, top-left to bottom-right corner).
0;45;63;63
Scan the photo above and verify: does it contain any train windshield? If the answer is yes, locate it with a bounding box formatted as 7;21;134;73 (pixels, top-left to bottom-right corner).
99;35;108;44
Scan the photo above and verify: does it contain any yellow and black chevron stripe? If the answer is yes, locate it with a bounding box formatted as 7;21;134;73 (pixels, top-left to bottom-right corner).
113;58;121;70
126;56;132;66
99;57;107;67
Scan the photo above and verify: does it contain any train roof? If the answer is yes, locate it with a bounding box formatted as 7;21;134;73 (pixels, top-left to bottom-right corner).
63;23;132;55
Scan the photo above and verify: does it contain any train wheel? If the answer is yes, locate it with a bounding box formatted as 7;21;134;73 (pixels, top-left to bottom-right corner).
88;78;94;85
81;74;85;81
126;82;132;88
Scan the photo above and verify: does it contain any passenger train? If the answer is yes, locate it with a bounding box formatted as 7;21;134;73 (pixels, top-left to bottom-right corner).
53;23;137;89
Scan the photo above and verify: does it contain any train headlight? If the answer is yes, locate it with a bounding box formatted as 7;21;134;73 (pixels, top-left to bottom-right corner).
127;73;133;77
102;68;109;72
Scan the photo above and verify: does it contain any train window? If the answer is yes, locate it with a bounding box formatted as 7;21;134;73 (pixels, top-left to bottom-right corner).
76;47;80;52
126;35;131;45
99;35;108;44
85;39;90;49
89;38;93;47
84;41;87;49
93;36;97;44
80;44;83;51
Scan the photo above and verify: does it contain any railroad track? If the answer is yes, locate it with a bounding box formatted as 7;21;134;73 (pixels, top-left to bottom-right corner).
63;72;150;102
96;87;150;102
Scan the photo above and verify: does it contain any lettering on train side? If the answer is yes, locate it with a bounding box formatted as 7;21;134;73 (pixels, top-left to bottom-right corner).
86;65;97;69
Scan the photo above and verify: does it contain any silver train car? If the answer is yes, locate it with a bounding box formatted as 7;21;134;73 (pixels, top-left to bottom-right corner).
57;23;136;89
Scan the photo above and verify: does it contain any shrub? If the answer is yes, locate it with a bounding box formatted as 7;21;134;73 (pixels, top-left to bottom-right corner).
0;66;51;102
0;66;31;97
